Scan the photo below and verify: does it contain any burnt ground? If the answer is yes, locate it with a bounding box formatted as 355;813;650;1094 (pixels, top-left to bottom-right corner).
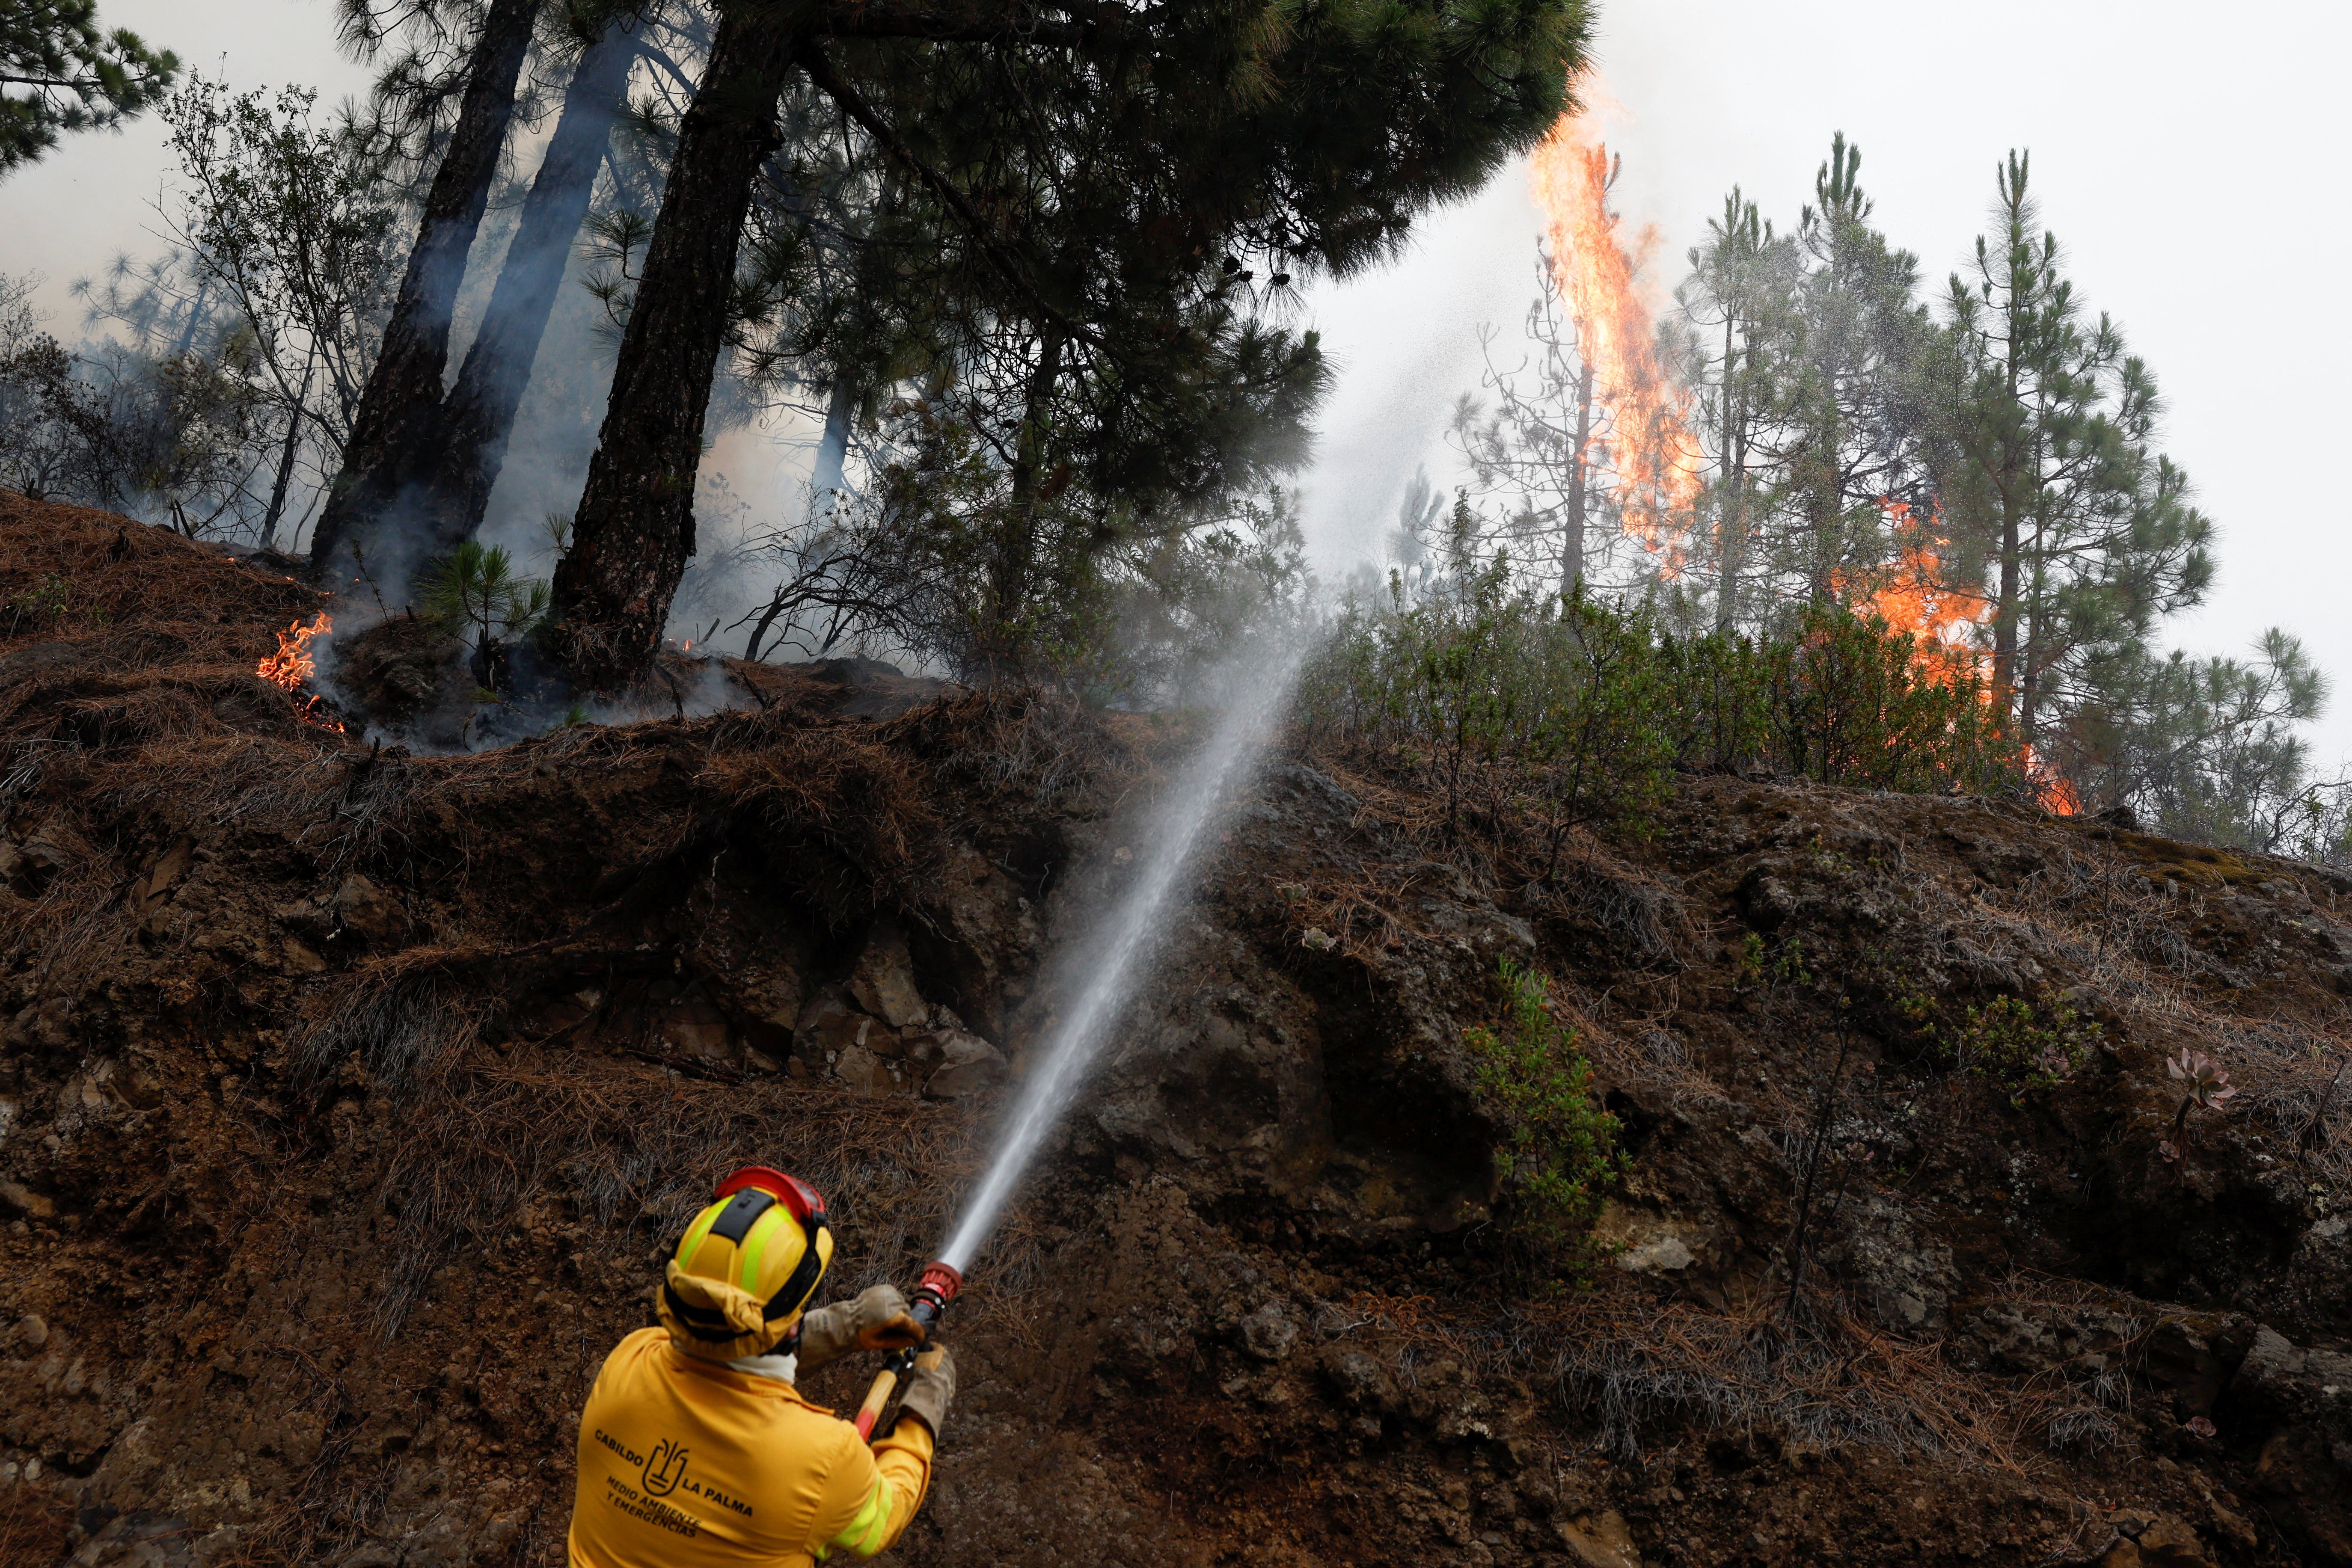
0;490;2347;1568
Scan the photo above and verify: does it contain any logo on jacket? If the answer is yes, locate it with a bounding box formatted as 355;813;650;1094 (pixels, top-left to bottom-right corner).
643;1438;690;1497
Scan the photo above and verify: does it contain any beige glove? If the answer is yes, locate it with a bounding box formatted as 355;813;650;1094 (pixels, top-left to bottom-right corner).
796;1283;927;1375
894;1343;955;1438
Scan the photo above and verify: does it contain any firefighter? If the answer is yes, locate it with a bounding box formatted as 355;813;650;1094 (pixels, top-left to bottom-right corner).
567;1167;956;1567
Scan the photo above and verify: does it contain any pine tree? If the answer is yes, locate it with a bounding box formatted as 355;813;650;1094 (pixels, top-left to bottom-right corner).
1943;151;2212;747
2065;632;2325;848
418;9;643;563
1676;188;1794;631
549;0;1592;690
307;0;543;583
1761;135;1945;608
1453;246;1610;597
0;0;178;174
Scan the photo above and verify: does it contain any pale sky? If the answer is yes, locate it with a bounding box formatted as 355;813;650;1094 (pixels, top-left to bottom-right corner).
5;0;2347;763
1303;0;2352;769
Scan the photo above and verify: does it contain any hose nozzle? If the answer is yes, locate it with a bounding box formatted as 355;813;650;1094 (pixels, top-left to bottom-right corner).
854;1260;964;1439
910;1260;962;1325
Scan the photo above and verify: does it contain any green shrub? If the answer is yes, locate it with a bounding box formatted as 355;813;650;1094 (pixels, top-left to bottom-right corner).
1767;604;2010;793
5;572;70;634
1301;568;2022;847
1924;993;2100;1104
1299;569;1677;852
1465;957;1627;1279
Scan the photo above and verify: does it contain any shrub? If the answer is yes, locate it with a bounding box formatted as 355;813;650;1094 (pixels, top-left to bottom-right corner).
1300;569;1678;852
1301;564;2022;852
1465;957;1627;1279
1768;604;2009;794
419;541;549;650
1924;992;2100;1104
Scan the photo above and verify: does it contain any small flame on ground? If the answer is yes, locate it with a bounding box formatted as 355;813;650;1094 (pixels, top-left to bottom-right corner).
1527;102;1703;570
257;612;346;735
2025;747;2081;815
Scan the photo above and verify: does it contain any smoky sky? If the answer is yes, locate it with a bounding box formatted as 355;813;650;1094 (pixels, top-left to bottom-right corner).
6;0;2348;759
1301;0;2352;765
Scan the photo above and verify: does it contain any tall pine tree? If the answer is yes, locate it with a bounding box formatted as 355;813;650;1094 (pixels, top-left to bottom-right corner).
308;0;543;583
550;1;1591;690
1943;151;2211;747
1763;135;1945;605
1676;188;1792;631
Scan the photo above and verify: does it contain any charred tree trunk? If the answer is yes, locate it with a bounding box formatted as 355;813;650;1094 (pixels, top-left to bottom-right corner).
2018;514;2045;746
1992;474;2023;725
550;9;797;691
977;321;1066;679
808;376;855;517
308;0;539;582
258;369;311;551
422;20;641;562
1713;315;1746;635
1562;359;1593;597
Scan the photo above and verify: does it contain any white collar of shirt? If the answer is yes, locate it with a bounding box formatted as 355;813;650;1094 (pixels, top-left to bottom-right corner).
727;1350;799;1384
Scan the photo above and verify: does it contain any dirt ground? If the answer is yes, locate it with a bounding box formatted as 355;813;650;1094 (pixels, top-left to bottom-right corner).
0;492;2347;1568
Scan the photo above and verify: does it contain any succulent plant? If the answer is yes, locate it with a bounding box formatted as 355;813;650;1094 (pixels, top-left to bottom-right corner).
2159;1049;2238;1164
2167;1049;2238;1112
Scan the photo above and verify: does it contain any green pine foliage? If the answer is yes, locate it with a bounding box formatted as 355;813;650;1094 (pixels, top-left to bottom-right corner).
1769;602;2006;793
1465;958;1627;1279
0;0;178;174
1491;131;2338;851
2063;633;2328;851
419;542;550;652
1943;152;2216;753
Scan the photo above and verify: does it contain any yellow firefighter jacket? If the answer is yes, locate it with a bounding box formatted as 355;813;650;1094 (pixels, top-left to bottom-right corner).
568;1327;935;1568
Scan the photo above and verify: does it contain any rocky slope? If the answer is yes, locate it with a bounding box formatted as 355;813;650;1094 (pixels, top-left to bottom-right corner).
0;492;2346;1568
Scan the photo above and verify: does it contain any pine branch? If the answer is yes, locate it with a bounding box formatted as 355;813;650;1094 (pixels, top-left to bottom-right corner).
796;39;1099;350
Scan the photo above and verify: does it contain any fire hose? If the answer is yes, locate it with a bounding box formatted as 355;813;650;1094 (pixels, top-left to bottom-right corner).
851;1260;962;1440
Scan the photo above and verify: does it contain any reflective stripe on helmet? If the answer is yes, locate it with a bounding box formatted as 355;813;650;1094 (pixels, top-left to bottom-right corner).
736;1200;792;1292
762;1216;827;1323
674;1200;725;1269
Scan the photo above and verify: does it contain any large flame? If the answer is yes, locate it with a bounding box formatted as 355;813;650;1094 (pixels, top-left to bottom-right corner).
1833;501;1992;689
1832;504;2080;813
1527;107;1703;567
257;611;346;734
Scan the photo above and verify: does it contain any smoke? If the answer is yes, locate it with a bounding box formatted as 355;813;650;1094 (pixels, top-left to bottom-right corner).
1292;165;1544;580
466;223;621;580
662;406;839;661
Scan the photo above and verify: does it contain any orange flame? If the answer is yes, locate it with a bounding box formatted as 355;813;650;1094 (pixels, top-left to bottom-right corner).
1833;501;1992;690
1527;107;1703;568
257;611;346;734
1832;505;2080;812
2025;747;2081;815
258;611;330;690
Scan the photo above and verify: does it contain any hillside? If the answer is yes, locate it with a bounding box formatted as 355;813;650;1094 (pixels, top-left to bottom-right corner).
0;492;2347;1568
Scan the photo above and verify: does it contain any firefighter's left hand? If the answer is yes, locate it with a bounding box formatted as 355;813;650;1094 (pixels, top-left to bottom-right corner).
896;1344;956;1439
797;1285;926;1374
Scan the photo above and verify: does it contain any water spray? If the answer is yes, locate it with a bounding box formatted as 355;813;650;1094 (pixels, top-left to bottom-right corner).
851;635;1306;1436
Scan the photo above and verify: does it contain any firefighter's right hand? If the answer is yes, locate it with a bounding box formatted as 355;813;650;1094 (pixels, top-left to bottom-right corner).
798;1285;925;1375
896;1344;956;1439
